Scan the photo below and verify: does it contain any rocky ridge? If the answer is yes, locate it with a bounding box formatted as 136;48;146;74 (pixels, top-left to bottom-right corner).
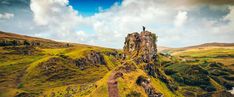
123;29;165;97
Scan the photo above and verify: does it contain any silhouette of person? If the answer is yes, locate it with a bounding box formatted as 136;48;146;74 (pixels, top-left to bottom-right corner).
143;26;145;31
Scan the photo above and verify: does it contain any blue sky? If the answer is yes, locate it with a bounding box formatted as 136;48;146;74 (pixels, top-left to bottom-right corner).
69;0;122;16
0;0;234;48
68;0;122;35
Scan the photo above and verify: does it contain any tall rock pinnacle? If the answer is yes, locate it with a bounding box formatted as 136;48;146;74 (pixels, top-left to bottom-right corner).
123;27;158;63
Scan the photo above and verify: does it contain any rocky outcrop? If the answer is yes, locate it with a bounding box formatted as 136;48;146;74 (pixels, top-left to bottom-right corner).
123;29;178;92
145;63;178;91
3;46;40;55
74;50;106;70
136;76;163;97
123;30;157;63
124;32;141;53
0;40;41;47
87;50;106;65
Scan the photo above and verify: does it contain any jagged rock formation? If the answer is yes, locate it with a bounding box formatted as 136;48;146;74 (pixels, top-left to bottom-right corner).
123;29;177;93
123;30;157;62
136;76;163;97
86;50;106;65
145;63;178;91
74;50;106;70
3;46;40;55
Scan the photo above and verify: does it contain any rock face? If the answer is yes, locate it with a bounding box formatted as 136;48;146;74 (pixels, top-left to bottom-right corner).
123;30;157;62
86;50;106;65
123;32;141;52
123;29;177;93
136;76;163;97
74;50;106;70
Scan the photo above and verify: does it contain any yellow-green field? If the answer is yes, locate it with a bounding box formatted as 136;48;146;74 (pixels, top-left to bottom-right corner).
172;46;234;66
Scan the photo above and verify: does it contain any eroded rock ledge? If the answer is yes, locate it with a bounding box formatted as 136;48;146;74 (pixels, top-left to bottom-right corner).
74;50;106;70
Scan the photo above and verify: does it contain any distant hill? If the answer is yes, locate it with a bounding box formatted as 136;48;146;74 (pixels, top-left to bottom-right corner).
0;31;70;48
168;42;234;66
182;42;234;49
158;46;172;52
161;42;234;53
0;31;56;42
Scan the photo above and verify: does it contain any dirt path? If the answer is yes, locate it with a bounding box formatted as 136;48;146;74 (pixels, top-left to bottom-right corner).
107;71;122;97
107;71;119;97
107;59;128;97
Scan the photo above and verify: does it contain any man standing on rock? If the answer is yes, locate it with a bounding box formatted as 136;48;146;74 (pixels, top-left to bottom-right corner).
143;26;146;32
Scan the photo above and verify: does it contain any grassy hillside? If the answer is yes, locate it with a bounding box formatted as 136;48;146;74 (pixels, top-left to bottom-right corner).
160;43;234;96
0;45;122;96
0;31;122;97
0;31;182;97
0;31;70;48
169;44;234;66
0;31;233;97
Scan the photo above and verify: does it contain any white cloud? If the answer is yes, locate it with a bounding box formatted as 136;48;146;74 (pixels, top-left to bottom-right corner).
26;0;234;48
84;0;177;48
0;13;14;20
85;1;234;48
30;0;87;42
174;11;188;27
30;0;79;26
223;6;234;29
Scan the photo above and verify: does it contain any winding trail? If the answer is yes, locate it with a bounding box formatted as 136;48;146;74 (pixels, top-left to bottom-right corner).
107;71;119;97
107;59;129;97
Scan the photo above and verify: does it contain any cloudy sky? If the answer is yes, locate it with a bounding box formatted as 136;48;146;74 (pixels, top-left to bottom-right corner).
0;0;234;48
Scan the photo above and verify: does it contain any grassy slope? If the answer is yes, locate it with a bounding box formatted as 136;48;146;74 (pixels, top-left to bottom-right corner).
88;69;181;97
171;46;234;66
162;44;234;96
0;42;120;97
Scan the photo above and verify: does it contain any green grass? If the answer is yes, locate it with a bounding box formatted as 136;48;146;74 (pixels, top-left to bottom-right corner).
41;48;68;55
22;57;110;92
150;76;183;97
173;48;234;57
117;69;148;97
25;56;52;76
172;47;234;66
163;46;234;95
0;55;43;87
104;55;121;70
2;39;233;97
65;45;117;59
87;70;112;97
0;44;120;97
0;54;43;67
